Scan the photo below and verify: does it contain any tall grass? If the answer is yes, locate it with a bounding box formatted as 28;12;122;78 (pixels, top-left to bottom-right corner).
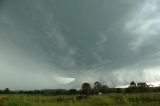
0;93;160;106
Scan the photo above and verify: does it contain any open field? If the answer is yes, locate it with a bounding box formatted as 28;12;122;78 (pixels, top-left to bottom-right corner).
0;93;160;106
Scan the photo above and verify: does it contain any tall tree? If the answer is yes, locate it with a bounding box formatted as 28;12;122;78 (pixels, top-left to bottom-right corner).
3;88;10;94
82;83;91;95
94;81;102;93
130;81;137;88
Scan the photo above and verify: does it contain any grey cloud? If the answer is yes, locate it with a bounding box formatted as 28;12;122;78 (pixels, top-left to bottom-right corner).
0;0;160;89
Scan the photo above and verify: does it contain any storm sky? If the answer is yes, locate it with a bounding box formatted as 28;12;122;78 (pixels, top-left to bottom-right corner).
0;0;160;90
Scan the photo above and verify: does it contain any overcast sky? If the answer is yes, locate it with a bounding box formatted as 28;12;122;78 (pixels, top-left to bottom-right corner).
0;0;160;90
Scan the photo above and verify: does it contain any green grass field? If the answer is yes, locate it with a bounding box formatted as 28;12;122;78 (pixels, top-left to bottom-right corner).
0;93;160;106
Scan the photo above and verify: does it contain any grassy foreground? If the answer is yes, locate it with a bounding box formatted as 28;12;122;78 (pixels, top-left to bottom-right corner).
0;93;160;106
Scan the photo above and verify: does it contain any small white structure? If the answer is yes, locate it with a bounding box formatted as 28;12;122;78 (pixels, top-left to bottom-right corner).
98;92;102;95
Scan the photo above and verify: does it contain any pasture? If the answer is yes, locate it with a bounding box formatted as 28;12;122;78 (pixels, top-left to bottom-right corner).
0;93;160;106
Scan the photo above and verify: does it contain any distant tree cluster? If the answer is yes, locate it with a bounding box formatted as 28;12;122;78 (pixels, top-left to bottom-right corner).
126;81;160;93
1;81;160;95
81;81;160;95
129;81;148;88
81;81;109;95
0;88;10;94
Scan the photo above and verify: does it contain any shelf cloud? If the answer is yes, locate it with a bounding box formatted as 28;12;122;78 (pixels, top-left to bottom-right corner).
0;0;160;89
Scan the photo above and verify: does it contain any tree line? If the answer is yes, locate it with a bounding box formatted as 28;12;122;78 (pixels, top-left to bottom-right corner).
0;81;160;94
81;81;160;95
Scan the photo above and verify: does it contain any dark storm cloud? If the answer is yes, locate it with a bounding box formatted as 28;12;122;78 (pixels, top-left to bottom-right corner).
0;0;160;89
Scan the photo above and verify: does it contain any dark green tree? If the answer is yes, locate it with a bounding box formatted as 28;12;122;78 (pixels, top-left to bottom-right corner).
130;81;137;88
137;82;148;88
69;89;77;95
94;81;102;93
82;83;91;95
101;85;109;93
3;88;10;94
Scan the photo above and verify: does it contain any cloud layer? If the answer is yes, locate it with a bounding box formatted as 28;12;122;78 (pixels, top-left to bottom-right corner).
0;0;160;89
